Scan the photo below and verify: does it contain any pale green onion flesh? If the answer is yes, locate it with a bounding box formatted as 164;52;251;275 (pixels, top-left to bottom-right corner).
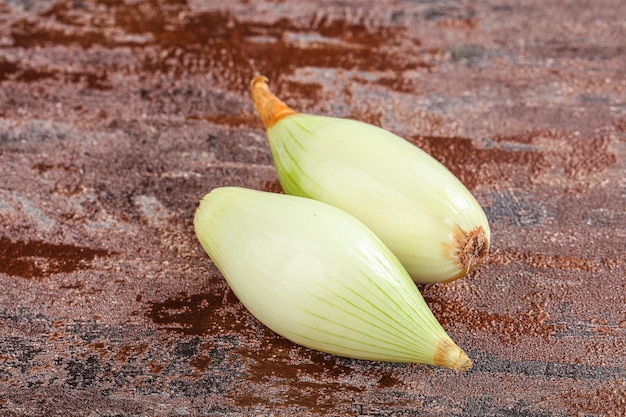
194;186;472;371
252;76;491;284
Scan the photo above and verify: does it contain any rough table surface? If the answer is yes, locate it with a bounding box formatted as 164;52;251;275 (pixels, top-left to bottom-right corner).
0;0;625;416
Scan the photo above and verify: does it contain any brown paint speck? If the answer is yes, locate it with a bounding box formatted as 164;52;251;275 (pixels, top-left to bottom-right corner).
0;237;115;279
147;289;243;336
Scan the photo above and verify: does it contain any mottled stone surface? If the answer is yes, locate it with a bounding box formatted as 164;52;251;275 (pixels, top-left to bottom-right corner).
0;0;624;416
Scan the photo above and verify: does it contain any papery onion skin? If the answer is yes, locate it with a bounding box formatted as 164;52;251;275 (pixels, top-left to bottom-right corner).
194;186;471;371
251;76;490;284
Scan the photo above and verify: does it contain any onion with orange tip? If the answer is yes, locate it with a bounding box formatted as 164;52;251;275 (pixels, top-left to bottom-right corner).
251;76;490;284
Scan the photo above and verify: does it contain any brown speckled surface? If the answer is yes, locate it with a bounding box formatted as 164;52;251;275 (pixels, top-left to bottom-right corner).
1;0;625;416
